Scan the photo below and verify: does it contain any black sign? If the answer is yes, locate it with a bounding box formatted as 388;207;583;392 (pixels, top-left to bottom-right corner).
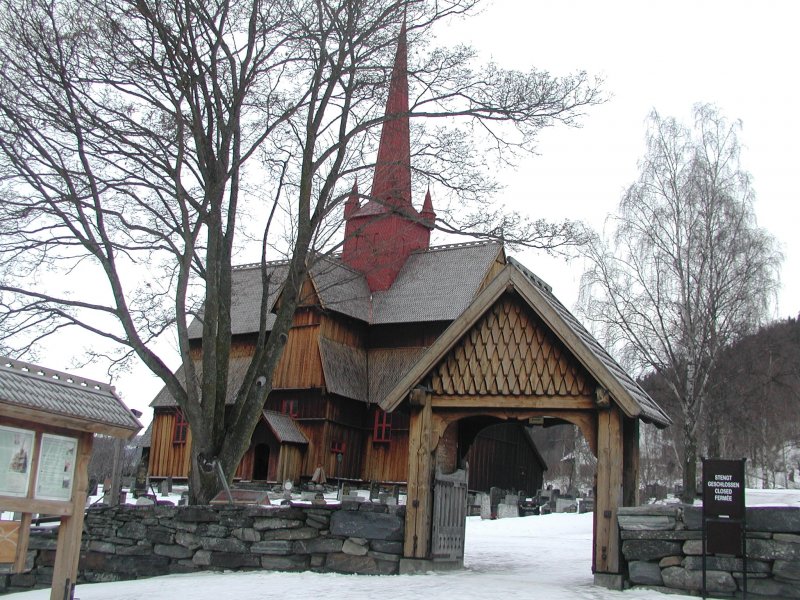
703;458;746;520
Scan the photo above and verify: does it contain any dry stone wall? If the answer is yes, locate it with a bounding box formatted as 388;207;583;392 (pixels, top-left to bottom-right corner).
618;505;800;598
0;501;405;595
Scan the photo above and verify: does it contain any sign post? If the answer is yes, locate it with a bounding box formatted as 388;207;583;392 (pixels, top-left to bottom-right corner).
701;458;747;599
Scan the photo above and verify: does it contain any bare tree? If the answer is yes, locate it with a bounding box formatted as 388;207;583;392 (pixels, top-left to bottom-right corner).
0;0;602;502
579;104;781;502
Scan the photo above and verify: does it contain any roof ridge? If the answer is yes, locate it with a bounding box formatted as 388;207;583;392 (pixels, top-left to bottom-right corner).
232;258;289;271
418;240;500;254
507;256;553;293
0;356;114;395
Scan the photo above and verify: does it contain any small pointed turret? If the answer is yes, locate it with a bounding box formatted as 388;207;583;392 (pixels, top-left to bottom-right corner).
421;187;436;227
344;181;360;220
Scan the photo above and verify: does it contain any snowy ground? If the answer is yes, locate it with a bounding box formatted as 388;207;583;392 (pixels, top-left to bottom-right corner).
5;488;798;599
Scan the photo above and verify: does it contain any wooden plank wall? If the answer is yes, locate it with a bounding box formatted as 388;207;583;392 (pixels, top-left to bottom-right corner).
147;412;192;478
466;423;544;495
273;308;323;389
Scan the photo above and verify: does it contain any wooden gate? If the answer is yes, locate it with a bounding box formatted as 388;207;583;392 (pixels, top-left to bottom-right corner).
430;466;468;562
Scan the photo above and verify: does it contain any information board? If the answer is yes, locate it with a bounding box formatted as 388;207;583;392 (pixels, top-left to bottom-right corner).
0;425;35;498
702;458;746;519
34;434;78;502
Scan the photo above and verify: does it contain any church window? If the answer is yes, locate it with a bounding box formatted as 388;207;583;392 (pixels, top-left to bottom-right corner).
373;410;392;443
281;399;298;418
330;440;346;454
172;409;188;445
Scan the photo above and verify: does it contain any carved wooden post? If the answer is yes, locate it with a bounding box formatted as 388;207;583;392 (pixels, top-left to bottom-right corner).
594;404;623;588
49;431;93;600
404;390;434;558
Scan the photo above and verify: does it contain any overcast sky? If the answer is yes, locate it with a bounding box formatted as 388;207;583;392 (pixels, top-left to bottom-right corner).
443;0;799;322
27;0;800;421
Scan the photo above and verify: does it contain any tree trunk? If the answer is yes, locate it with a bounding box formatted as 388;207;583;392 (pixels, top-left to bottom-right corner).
681;421;698;504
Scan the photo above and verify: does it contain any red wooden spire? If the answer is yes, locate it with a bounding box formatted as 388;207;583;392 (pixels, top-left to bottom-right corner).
341;20;434;292
370;20;411;211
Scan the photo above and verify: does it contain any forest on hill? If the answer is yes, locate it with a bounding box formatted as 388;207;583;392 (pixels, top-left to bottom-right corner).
639;316;800;492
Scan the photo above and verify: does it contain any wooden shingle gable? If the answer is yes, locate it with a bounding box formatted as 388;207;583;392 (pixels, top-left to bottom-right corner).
379;263;671;428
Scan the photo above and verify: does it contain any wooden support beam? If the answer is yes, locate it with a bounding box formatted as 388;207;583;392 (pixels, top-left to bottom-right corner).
594;405;623;579
404;393;434;559
622;417;640;507
49;432;93;600
431;395;595;410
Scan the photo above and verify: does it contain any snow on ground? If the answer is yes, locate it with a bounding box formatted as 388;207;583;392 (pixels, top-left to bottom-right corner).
6;513;696;600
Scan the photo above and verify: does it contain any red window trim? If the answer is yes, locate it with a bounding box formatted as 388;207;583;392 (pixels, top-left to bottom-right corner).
172;409;188;445
281;398;298;418
373;410;392;443
330;440;346;454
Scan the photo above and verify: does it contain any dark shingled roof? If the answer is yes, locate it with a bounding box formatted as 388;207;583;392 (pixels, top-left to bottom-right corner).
318;337;368;402
0;357;142;435
188;261;289;339
149;354;253;409
371;242;502;323
187;241;502;338
507;258;671;426
368;347;426;404
262;410;308;444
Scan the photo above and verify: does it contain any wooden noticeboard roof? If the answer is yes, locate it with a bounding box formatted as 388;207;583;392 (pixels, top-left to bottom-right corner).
0;357;142;439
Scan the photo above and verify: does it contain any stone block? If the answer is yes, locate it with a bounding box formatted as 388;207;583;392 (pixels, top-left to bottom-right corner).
208;552;260;569
661;567;735;593
773;559;800;581
175;530;202;550
325;553;397;575
618;506;679;531
659;556;682;568
260;555;309;571
154;544;194;559
682;506;702;530
200;537;248;553
145;526;174;545
746;507;800;533
293;537;343;554
682;555;771;574
745;577;800;599
622;540;682;561
342;538;368;556
774;532;800;544
117;521;147;540
115;544;153;556
173;507;220;523
330;510;404;541
682;540;702;556
231;527;260;542
192;550;212;566
621;530;701;541
628;561;663;586
253;517;303;531
250;540;293;555
368;550;401;562
747;537;800;561
196;523;228;538
370;539;403;554
260;526;318;541
88;541;116;554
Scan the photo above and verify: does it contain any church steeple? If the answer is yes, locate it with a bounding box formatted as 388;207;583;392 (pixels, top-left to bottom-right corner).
341;20;434;292
370;20;411;211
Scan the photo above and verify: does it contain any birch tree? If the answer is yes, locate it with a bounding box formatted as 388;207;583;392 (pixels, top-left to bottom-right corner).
579;105;781;502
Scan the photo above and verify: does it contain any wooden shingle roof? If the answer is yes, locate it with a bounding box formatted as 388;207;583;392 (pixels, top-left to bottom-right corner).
379;261;671;427
0;357;142;438
261;410;308;444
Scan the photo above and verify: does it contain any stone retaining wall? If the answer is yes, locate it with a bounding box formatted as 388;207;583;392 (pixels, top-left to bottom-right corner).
1;501;405;595
618;505;800;598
